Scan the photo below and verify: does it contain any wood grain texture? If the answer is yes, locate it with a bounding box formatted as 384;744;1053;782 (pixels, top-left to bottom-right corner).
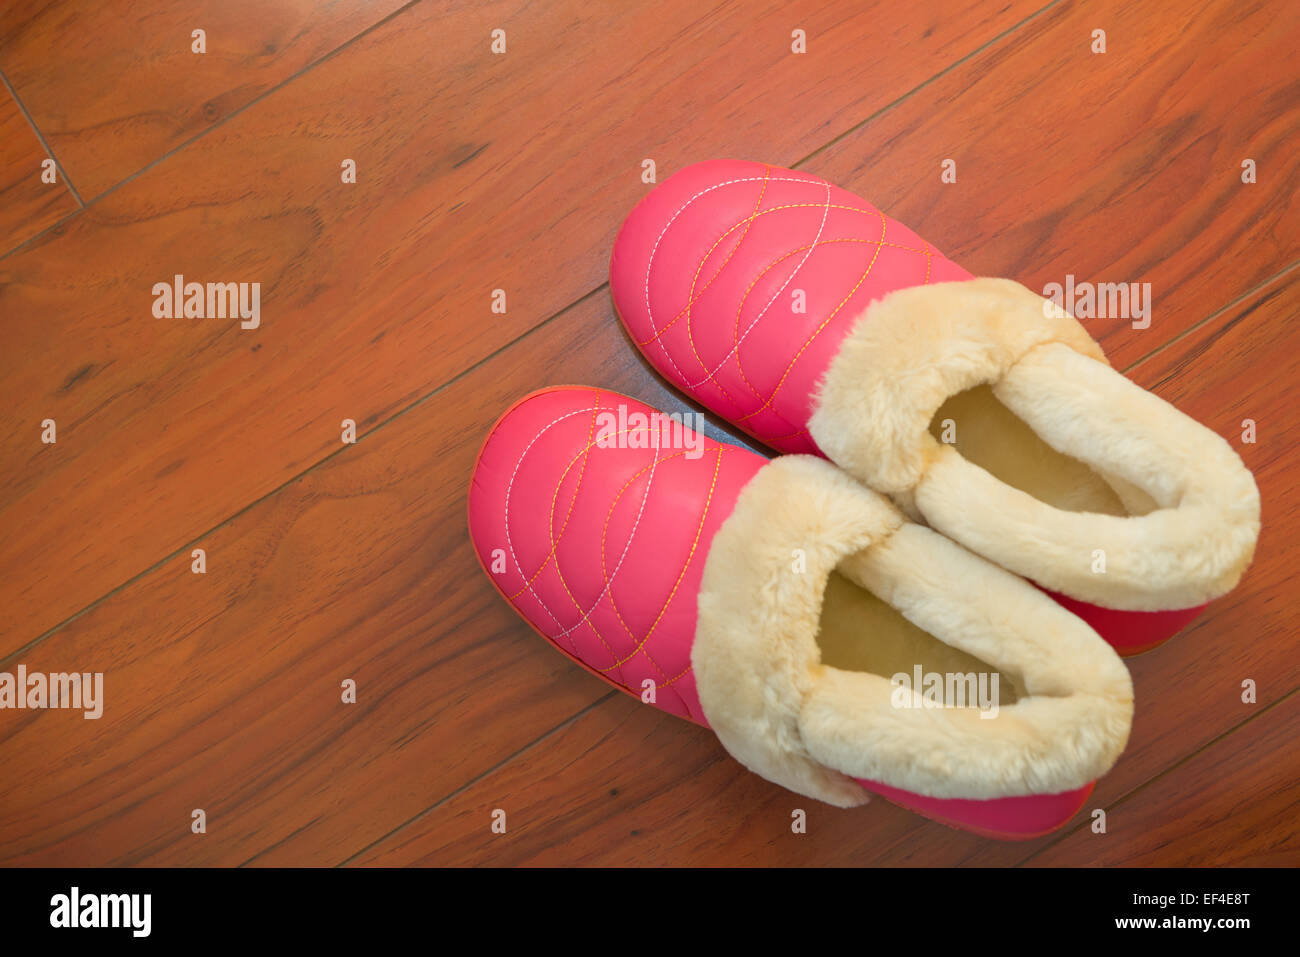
0;299;760;867
1028;691;1300;867
3;229;1275;871
355;693;941;867
0;0;411;200
346;278;1300;867
1;0;1296;868
0;0;1044;651
808;0;1300;369
968;267;1300;865
0;82;77;255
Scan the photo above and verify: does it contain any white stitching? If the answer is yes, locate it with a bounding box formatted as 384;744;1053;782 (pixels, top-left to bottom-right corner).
500;400;665;678
681;180;832;390
642;173;824;383
502;406;598;653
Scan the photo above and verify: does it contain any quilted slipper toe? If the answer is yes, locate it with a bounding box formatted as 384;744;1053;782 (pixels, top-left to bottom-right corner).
469;387;1133;839
610;159;1260;654
468;385;764;721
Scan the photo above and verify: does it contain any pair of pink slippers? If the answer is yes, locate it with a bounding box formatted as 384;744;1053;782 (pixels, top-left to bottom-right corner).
468;160;1260;839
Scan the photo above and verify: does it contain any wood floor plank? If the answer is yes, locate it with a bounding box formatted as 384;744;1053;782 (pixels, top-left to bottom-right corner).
0;0;411;199
3;0;1295;868
1026;692;1300;867
354;693;957;867
809;0;1300;369
355;270;1300;867
0;82;77;254
0;0;1045;651
2;227;1291;870
958;267;1300;864
0;297;761;866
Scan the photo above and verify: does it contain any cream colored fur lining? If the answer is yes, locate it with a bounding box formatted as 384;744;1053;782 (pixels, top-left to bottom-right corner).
693;456;1133;807
809;278;1260;611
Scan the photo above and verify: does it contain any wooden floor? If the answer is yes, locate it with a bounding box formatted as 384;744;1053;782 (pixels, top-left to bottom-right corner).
1;0;1296;867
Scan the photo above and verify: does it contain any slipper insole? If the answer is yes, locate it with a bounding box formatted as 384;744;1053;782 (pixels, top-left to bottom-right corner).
815;570;1020;706
928;384;1152;515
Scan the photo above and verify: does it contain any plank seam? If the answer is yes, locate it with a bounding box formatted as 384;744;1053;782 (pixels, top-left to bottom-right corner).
0;0;429;262
1121;259;1300;376
332;692;617;868
2;0;1291;866
0;281;608;671
0;0;1063;263
792;0;1066;170
0;67;85;208
1010;686;1300;867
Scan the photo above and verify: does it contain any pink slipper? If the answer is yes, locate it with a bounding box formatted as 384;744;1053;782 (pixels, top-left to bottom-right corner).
609;159;1260;655
468;387;1133;839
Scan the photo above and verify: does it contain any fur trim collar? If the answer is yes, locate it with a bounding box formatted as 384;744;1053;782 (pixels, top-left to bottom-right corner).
809;278;1260;611
693;456;1133;807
